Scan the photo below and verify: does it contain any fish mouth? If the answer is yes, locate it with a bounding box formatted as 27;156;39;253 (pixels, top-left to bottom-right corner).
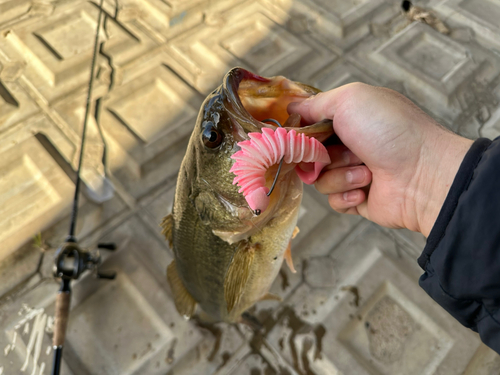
210;68;334;244
223;67;334;142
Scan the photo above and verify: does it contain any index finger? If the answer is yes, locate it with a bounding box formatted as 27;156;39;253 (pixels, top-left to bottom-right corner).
287;83;362;124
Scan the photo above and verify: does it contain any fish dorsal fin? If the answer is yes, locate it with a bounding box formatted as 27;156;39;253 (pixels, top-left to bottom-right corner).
160;214;173;247
167;260;196;318
224;242;259;313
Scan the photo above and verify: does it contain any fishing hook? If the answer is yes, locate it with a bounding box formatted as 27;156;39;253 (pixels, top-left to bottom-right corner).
252;118;285;216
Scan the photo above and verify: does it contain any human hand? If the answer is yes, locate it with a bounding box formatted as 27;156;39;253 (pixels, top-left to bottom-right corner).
288;83;473;237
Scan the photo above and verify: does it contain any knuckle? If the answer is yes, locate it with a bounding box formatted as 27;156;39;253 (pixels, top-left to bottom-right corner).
328;193;348;213
343;82;369;97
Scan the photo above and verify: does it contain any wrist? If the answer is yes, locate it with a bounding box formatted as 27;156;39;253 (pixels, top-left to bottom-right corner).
408;129;473;237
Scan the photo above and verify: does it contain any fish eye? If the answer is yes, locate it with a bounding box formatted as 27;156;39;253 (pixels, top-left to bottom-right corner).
202;122;224;148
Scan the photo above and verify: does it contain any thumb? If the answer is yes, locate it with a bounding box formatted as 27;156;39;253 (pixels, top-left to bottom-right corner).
287;84;353;124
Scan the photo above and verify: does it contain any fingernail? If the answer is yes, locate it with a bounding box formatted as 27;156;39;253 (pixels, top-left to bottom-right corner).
287;102;300;113
342;150;351;164
343;191;358;202
346;168;364;184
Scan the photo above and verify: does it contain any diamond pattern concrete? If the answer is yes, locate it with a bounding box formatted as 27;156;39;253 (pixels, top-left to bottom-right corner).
1;0;499;374
0;136;74;260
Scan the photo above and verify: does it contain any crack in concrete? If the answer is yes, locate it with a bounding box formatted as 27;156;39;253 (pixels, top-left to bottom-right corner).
99;16;117;92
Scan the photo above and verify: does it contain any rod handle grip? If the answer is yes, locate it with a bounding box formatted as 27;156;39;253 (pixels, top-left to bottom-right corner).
53;291;71;347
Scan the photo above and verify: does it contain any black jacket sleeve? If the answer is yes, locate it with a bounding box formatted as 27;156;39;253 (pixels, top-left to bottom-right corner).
418;136;500;354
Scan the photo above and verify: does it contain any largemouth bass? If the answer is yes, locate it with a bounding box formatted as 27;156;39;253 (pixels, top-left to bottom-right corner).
161;68;334;322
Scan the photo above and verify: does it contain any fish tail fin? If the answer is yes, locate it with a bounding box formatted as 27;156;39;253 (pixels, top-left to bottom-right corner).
167;260;196;318
160;214;173;247
239;312;263;330
224;242;259;313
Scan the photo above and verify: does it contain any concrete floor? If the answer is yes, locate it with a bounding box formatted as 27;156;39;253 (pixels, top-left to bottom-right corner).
1;0;500;374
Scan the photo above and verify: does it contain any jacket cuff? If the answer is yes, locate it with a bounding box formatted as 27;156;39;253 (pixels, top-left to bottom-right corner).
417;137;492;269
418;136;500;354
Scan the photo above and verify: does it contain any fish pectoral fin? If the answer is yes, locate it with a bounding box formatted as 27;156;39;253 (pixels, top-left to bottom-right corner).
259;292;283;302
167;260;196;318
224;242;259;313
160;214;173;248
284;242;297;274
284;228;299;273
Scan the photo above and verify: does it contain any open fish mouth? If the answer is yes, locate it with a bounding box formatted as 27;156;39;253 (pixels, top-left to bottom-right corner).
222;68;335;142
223;68;335;214
211;68;335;244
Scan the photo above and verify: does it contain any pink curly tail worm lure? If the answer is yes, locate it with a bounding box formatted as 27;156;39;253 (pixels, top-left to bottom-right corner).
230;127;331;214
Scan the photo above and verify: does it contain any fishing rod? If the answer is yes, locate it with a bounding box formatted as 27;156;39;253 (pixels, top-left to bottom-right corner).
51;1;116;374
